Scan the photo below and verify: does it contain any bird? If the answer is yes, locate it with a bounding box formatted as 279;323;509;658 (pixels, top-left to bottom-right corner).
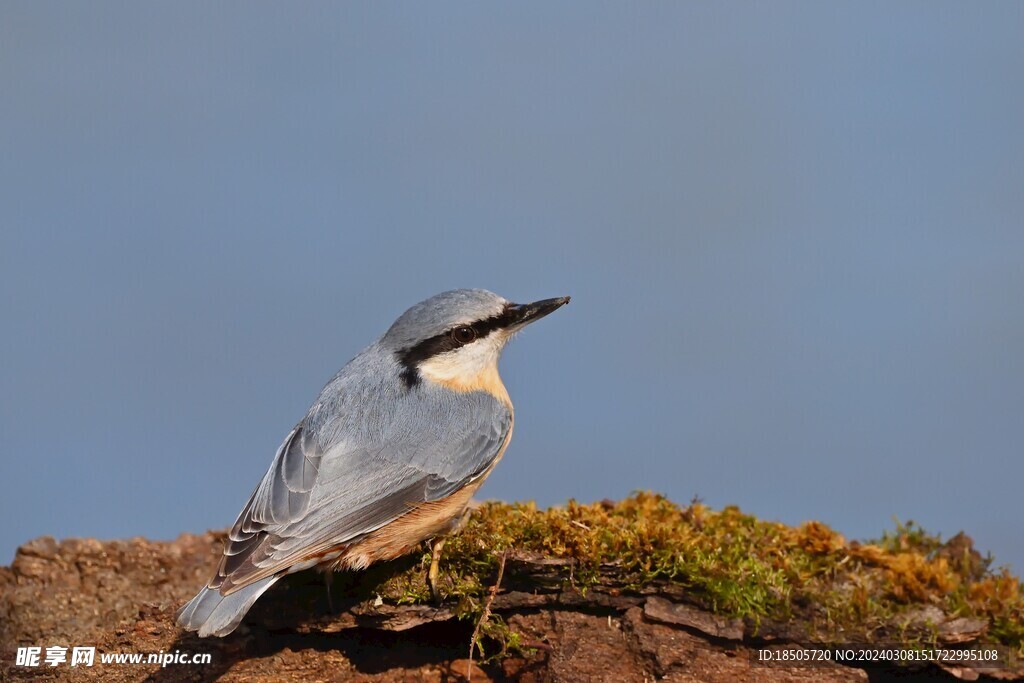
176;288;570;637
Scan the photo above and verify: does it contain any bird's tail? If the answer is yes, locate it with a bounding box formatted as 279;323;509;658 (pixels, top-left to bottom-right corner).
175;575;279;637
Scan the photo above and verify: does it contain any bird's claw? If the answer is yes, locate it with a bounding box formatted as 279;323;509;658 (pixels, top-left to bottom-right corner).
428;538;446;604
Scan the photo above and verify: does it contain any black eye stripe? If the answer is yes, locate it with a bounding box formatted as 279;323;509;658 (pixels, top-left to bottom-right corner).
397;304;520;387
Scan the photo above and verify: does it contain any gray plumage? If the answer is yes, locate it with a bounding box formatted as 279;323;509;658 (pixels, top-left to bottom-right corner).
176;577;277;638
176;289;568;637
382;288;508;349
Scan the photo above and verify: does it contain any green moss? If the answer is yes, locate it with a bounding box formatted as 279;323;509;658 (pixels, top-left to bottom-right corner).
375;493;1023;653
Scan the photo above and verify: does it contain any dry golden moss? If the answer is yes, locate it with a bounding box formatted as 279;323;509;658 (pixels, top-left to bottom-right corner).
377;493;1022;653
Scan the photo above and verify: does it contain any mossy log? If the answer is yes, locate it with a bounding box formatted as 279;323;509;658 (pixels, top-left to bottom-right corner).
2;494;1022;682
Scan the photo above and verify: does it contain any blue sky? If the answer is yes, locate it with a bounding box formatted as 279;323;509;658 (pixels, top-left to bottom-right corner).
2;3;1022;572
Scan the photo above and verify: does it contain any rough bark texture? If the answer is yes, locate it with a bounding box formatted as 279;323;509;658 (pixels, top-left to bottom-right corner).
0;531;1019;682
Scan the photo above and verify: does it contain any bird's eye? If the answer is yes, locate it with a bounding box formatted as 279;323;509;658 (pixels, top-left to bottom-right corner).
452;326;477;345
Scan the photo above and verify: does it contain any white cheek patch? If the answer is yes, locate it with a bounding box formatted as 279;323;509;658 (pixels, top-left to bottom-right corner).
418;334;504;384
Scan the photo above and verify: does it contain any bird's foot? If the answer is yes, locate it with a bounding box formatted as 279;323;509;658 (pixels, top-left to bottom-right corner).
324;572;336;613
427;538;446;604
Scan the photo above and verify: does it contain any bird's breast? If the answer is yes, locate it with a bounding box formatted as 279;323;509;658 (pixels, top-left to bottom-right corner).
419;363;512;408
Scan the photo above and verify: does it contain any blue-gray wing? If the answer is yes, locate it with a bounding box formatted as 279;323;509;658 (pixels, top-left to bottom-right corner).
211;384;511;593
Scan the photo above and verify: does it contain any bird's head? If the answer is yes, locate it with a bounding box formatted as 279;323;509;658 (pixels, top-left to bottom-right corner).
382;289;570;395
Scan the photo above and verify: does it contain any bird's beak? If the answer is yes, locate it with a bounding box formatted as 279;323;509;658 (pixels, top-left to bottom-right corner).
505;296;571;329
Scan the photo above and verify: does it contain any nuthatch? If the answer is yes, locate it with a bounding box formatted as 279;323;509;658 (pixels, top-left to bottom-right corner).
177;289;569;636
